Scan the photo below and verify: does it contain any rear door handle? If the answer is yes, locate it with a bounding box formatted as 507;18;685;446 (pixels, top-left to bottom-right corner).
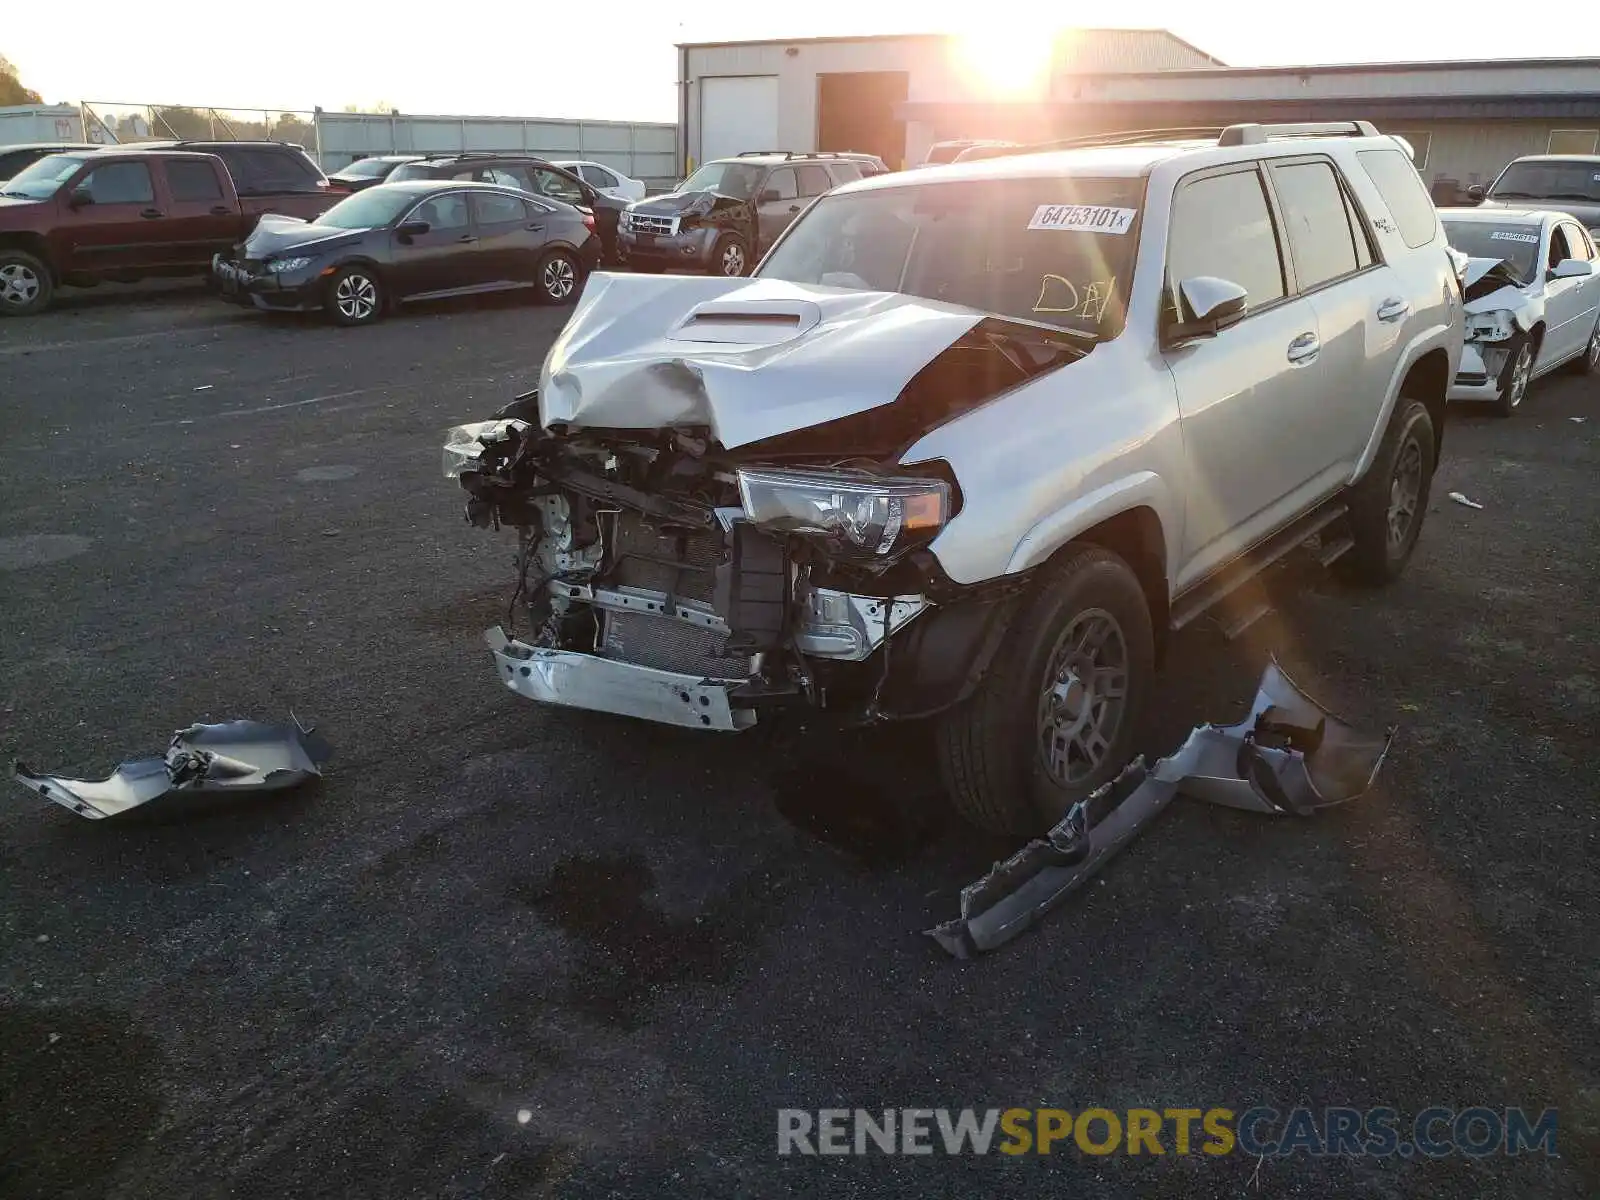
1286;332;1320;364
458;235;478;243
139;208;164;219
209;205;232;216
1377;297;1410;322
525;223;545;232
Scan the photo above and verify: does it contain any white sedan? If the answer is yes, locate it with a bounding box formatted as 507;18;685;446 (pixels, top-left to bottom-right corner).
1440;207;1600;415
549;160;647;202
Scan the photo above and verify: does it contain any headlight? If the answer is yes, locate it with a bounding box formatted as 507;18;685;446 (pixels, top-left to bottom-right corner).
442;418;529;479
265;256;313;274
1465;311;1515;342
736;468;950;559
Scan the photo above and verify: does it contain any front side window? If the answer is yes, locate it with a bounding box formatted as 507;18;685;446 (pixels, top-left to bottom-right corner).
1270;160;1362;290
1357;147;1437;248
1559;222;1593;261
1168;168;1286;312
763;169;798;202
1549;224;1573;269
581;165;618;188
411;192;470;231
1440;220;1542;284
531;168;584;204
758;175;1144;338
83;162;155;205
797;165;831;197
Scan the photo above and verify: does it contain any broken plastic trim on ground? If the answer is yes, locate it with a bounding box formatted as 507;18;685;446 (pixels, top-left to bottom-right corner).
927;660;1395;959
12;719;332;820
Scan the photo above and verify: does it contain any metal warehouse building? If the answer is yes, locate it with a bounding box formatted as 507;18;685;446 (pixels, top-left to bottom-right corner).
677;31;1600;199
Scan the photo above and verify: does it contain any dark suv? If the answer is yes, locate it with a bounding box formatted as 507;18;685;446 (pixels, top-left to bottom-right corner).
387;154;625;264
619;151;862;276
135;140;335;222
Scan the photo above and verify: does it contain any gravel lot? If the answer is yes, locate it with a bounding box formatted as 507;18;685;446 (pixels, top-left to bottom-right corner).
1;282;1596;1199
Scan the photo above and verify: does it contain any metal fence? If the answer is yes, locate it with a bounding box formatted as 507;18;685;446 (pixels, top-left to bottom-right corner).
80;101;679;191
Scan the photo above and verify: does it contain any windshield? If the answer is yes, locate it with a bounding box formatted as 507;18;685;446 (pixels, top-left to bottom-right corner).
316;186;420;229
385;161;433;183
337;158;402;179
1443;220;1541;285
2;154;88;199
757;176;1145;337
678;160;764;200
1489;160;1600;202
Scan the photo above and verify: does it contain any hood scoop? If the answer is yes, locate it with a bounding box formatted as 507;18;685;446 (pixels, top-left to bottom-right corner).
667;299;821;345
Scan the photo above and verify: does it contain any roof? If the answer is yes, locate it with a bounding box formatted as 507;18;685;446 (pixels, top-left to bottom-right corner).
677;27;1223;68
1502;154;1600;165
842;142;1191;192
370;178;530;193
0;142;99;151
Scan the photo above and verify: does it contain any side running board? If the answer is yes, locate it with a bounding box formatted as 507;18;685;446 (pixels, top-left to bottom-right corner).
1169;500;1349;631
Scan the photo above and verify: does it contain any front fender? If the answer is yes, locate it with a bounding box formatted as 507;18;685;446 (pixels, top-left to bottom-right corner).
1004;471;1174;575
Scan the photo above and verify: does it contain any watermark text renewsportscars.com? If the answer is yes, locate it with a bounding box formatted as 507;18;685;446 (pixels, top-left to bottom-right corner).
777;1106;1558;1159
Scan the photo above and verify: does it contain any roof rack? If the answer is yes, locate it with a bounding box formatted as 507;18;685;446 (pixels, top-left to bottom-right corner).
418;150;549;161
1217;120;1380;146
732;149;848;159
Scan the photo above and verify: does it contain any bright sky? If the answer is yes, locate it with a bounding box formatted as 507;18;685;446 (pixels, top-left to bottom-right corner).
6;1;1596;124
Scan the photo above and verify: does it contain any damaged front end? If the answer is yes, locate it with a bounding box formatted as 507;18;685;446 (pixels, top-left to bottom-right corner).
445;277;1086;731
1450;257;1541;403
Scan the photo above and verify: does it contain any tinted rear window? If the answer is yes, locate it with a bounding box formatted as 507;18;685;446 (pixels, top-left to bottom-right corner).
1357;147;1437;248
220;147;323;195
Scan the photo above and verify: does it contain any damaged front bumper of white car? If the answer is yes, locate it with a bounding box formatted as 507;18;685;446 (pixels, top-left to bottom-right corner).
1448;256;1542;403
444;274;1086;732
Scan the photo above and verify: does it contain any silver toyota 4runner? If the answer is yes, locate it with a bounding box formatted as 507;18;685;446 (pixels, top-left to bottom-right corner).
445;121;1462;835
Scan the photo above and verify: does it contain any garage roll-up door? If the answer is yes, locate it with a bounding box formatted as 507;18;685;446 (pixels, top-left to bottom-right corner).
700;76;779;164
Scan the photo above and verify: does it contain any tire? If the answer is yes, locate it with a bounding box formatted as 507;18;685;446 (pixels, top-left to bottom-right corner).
1492;333;1534;417
1341;396;1436;586
0;249;53;317
936;545;1154;836
535;249;580;304
1570;318;1600;376
324;265;383;326
711;234;749;278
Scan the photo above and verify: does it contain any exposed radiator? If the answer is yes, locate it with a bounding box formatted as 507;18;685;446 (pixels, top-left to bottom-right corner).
601;610;745;678
607;513;724;603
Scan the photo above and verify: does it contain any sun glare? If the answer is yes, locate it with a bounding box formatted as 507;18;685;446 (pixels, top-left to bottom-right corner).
950;28;1058;99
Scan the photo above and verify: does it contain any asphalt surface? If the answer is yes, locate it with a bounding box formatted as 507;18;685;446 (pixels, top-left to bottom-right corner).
1;282;1596;1199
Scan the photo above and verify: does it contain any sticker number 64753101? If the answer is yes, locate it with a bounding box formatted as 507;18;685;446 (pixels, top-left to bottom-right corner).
1028;204;1137;234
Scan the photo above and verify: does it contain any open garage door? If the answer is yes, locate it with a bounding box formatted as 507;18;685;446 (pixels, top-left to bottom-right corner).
700;76;779;165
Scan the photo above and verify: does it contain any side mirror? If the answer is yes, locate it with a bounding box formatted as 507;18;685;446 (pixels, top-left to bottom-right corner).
1467;184;1486;199
759;189;780;204
1164;276;1249;346
1549;257;1594;280
396;219;431;237
68;186;93;208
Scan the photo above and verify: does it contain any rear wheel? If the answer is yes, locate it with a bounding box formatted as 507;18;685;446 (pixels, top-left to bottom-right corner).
535;249;580;304
0;250;53;317
324;265;383;326
936;546;1154;836
1341;397;1436;585
1493;335;1534;417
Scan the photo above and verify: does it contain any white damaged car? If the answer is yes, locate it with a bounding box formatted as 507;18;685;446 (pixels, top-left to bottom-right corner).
1440;207;1600;415
445;123;1460;835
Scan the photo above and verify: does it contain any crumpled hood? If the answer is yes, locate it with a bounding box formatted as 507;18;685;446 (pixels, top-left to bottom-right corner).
1460;256;1538;318
538;273;988;449
628;190;735;216
1460;255;1525;292
242;215;366;258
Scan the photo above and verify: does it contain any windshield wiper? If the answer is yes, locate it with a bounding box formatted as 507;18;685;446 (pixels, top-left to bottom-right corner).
1537;192;1599;202
0;190;32;198
1489;190;1538;198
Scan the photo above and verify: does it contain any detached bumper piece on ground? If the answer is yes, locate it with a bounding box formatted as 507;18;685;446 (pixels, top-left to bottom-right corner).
927;661;1395;959
12;719;331;820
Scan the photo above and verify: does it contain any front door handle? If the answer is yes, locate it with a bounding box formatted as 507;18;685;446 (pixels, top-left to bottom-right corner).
139;208;164;219
209;205;232;216
458;235;478;244
1376;297;1410;322
1286;332;1321;364
525;223;544;232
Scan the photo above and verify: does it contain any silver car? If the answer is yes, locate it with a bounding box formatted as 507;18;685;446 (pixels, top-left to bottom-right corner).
445;121;1461;835
1440;207;1600;414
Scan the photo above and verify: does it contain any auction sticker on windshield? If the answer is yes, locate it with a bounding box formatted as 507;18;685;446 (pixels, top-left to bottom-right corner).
1489;230;1540;243
1029;205;1136;234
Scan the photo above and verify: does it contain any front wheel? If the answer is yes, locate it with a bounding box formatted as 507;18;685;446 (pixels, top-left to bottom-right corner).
1493;335;1534;417
936;546;1154;836
534;250;580;304
1341;397;1436;585
0;250;53;317
324;265;384;326
711;234;749;278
